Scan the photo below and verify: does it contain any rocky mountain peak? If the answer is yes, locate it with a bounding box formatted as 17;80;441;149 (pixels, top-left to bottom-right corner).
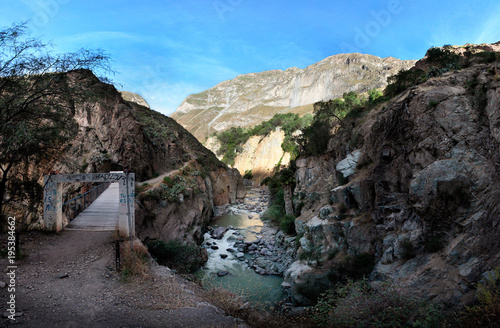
171;53;416;142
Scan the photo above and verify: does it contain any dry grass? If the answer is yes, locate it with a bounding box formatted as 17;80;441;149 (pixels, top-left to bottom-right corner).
202;286;315;328
119;238;152;279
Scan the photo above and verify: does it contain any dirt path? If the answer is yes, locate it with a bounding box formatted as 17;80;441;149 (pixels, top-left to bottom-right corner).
0;230;249;328
139;160;194;189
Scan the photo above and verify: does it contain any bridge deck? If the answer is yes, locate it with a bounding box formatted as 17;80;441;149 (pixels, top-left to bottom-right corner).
65;183;119;231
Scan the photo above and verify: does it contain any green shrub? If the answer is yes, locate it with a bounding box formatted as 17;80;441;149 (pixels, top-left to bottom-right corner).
144;239;205;274
163;176;173;187
243;169;253;179
313;278;443;328
279;214;296;235
459;267;500;327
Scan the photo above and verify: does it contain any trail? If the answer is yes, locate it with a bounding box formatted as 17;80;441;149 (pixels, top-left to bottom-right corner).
0;230;248;327
138;160;194;189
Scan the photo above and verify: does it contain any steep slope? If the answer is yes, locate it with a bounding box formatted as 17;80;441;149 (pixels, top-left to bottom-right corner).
171;53;415;141
7;69;244;242
276;43;500;306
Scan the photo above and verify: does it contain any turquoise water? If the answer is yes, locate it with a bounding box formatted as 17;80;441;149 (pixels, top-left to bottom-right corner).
198;212;284;308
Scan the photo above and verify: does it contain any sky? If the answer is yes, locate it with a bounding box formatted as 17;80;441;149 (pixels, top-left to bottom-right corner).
1;0;499;116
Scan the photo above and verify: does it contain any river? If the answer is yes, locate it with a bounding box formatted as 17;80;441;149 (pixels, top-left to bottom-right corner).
197;188;285;309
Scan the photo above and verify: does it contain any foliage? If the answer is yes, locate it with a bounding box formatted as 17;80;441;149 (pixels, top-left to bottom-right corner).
135;183;150;194
459;267;500;327
384;47;463;98
144;239;205;274
243;170;253;179
214;113;313;164
296;92;371;156
384;68;427;98
313;278;443;328
216;126;249;166
339;252;375;280
163;176;173;187
280;214;296;235
0;22;112;218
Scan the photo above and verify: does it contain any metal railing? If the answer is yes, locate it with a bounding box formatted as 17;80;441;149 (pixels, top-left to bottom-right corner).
62;182;111;220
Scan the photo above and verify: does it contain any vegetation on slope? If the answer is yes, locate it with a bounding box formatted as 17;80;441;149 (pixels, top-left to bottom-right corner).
213;112;313;166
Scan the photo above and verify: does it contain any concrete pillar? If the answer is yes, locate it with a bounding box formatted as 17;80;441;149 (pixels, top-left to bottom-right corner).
118;173;135;238
43;176;63;231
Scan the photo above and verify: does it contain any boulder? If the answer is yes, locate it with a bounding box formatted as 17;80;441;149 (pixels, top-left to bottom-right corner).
336;150;361;179
211;227;229;239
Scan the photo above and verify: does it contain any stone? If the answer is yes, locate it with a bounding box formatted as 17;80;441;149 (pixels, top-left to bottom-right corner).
210;245;219;250
236;252;245;258
319;205;334;220
0;281;5;288
220;254;228;259
336;150;361;179
217;271;229;277
211;227;229;239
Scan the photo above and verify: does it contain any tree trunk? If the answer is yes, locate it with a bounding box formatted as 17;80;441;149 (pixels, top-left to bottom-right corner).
284;184;294;216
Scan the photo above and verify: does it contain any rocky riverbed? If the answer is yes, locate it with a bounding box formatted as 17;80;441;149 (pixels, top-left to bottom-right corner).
205;187;297;278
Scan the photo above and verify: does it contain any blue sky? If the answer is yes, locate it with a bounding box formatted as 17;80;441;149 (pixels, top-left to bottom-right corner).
1;0;499;115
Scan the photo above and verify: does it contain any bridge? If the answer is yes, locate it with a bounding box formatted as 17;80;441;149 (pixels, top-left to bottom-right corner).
43;172;135;237
65;182;120;231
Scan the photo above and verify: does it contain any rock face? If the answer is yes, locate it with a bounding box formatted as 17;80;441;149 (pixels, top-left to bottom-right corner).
15;70;244;242
282;43;500;306
171;54;416;141
119;91;150;108
206;129;292;182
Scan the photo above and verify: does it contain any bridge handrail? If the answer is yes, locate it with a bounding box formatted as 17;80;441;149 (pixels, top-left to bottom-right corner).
62;182;110;206
62;182;111;220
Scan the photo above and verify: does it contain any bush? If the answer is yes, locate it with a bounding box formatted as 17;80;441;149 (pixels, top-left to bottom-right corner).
280;214;296;235
243;170;253;179
313;278;443;328
144;239;206;274
459;267;500;327
163;176;173;187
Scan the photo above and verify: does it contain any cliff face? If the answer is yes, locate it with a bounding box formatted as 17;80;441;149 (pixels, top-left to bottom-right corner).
18;70;244;241
171;54;416;141
282;43;500;306
206;129;292;182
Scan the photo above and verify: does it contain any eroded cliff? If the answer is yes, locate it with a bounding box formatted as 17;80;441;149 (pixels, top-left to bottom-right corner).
171;54;415;141
280;43;500;306
15;70;245;242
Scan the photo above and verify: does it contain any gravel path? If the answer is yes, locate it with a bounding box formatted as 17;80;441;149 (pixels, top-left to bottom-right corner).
0;230;250;328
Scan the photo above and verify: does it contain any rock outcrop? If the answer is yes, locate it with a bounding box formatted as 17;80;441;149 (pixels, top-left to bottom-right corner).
281;43;500;306
13;70;244;242
171;54;416;141
206;129;292;182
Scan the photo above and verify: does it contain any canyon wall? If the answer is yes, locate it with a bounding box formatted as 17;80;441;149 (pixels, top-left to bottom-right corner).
172;54;415;142
279;43;500;306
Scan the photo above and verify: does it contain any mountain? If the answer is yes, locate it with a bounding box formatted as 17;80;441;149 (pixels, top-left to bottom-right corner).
171;53;416;142
279;42;500;306
5;69;244;242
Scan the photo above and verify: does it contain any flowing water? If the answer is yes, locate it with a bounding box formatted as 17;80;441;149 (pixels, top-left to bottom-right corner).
198;191;284;308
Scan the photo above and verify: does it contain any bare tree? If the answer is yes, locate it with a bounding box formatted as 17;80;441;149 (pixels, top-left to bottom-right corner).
0;22;113;223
